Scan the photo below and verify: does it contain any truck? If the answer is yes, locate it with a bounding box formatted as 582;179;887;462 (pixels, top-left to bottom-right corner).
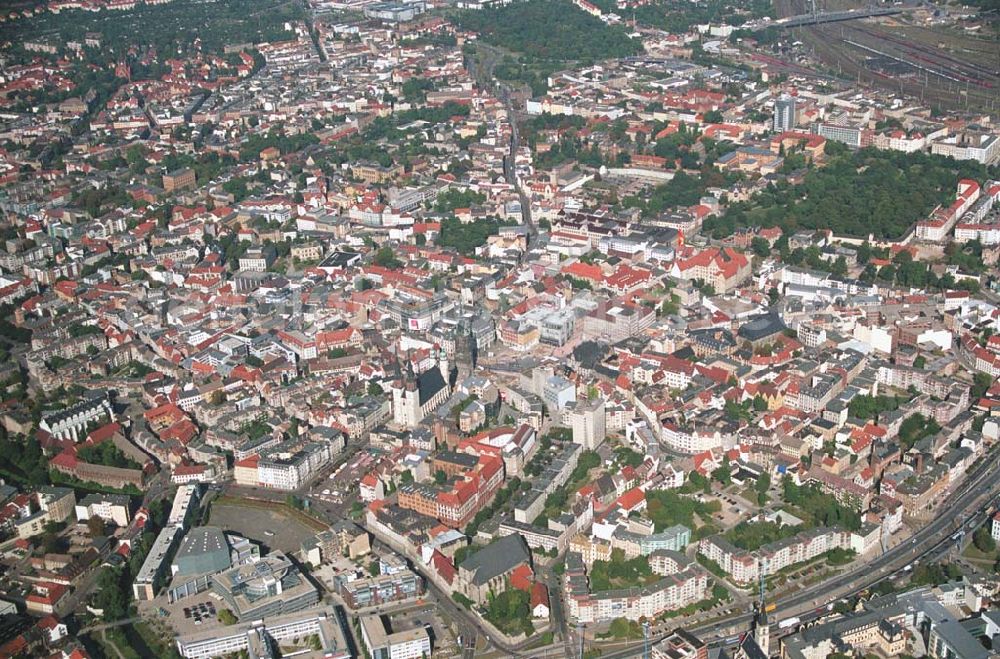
778;617;801;630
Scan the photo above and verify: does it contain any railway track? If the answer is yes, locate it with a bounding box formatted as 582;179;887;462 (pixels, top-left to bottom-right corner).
849;25;998;87
790;20;1000;111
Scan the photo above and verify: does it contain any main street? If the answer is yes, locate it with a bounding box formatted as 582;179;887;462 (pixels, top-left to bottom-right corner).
468;41;534;244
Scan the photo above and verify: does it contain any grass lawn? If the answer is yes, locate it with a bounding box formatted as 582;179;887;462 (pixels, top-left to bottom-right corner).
95;629;142;659
962;542;999;563
130;620;179;657
527;631;555;649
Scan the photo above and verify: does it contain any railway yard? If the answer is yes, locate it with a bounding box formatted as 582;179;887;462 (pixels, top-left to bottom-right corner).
767;0;999;112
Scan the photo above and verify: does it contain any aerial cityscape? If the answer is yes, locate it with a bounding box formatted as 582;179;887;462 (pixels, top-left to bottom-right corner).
0;0;997;657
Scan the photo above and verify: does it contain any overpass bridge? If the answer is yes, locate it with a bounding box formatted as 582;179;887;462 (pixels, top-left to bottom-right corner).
752;6;904;30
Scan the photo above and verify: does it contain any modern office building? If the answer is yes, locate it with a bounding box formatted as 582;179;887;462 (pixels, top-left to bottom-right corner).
211;553;319;620
337;570;424;609
175;609;351;659
359;614;432;659
172;527;240;577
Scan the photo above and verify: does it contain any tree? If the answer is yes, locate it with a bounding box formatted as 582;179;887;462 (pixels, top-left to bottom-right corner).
607;617;642;639
437;216;508;255
703;109;724;123
484;588;533;636
756;472;771;495
218;609;238;625
711;464;732;486
974;526;996;554
972;372;995;400
723;400;747;422
833;599;854;615
434;470;448;486
830;256;848;277
92;567;129;621
452;592;474;609
703;148;988;241
660;294;680;316
40;529;62;554
87;516;106;538
751;237;771;257
755;472;771;506
688;470;711;493
848;394;901;421
646;490;721;531
898;414;940;451
782;478;862;531
373;246;402;269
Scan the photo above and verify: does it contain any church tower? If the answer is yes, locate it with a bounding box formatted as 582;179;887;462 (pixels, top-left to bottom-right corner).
455;324;477;382
753;565;770;656
438;346;450;388
392;353;420;428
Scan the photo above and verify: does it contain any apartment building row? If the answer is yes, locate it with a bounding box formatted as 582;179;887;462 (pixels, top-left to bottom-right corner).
564;550;710;624
396;452;504;528
698;527;852;585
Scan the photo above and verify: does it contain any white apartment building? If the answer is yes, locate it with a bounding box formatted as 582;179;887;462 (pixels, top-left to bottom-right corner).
256;442;332;490
931;134;1000;165
565;398;607;450
661;423;734;454
359;614;432;659
74;493;131;527
568;568;709;623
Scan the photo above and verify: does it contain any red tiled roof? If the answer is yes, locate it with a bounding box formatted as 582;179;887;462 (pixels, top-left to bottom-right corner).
616;487;645;511
530;582;550;609
431;549;456;585
510;563;534;592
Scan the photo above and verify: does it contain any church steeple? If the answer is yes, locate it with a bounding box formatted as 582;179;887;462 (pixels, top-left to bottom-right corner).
403;349;416;392
753;563;770;656
438;345;450;388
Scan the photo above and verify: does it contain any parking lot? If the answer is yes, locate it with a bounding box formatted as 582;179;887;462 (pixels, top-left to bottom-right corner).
209;500;320;554
143;593;227;638
705;492;750;528
377;602;460;657
181;599;217;625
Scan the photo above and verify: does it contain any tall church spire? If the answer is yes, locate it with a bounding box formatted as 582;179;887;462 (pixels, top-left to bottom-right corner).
754;562;770;656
